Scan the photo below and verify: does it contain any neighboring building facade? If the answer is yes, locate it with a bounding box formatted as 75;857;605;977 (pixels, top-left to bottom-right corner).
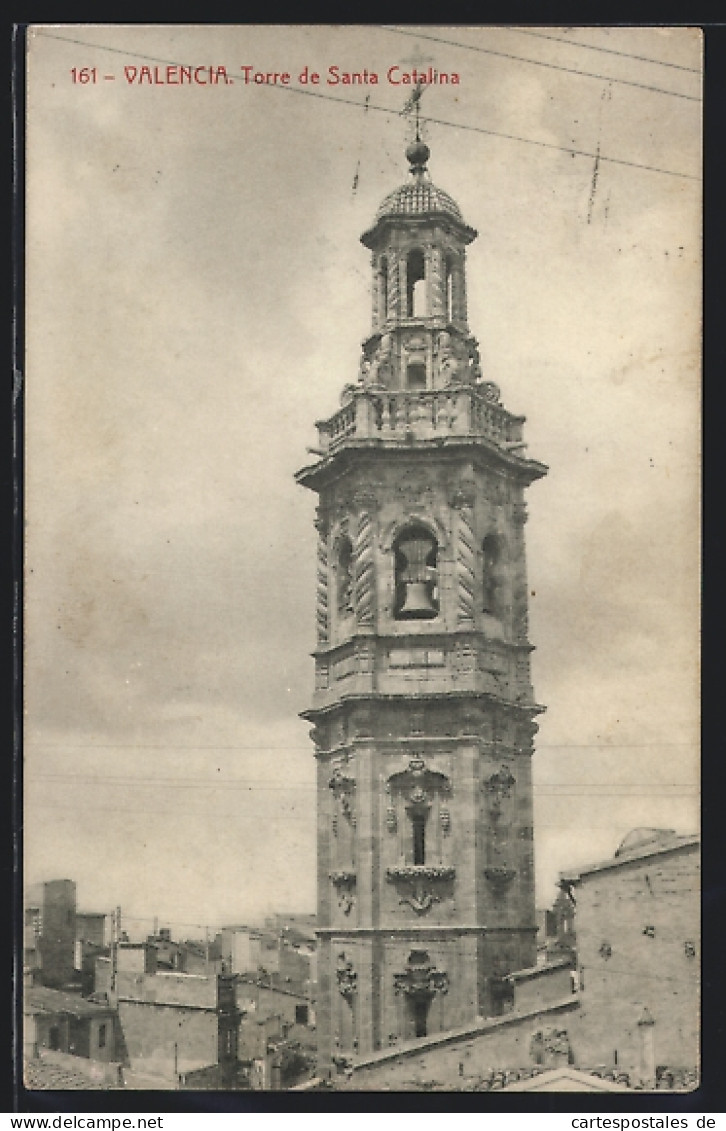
297;138;547;1074
24;985;117;1065
114;969;241;1088
76;912;108;950
219;926;262;975
563;828;699;1088
24;880;77;989
74;912;111;997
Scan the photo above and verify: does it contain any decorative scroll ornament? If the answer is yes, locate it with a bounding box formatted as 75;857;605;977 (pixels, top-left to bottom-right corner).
484;866;517;893
388;756;451;810
336;953;357;1001
398;884;440;915
480;380;501;403
393;951;449;997
330;871;356;916
329;767;356;825
485;766;516;817
387;866;456;882
386;866;456;915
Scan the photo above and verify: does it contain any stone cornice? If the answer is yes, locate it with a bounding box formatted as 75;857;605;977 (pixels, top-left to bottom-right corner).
296;435;547;494
301;690;546;722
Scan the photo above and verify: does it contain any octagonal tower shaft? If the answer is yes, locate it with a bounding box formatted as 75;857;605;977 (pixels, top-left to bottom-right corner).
296;144;548;1077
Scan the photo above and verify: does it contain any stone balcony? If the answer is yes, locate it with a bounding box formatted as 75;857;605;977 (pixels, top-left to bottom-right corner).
315;387;526;455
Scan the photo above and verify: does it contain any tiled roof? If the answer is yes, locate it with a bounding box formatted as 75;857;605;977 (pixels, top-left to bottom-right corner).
25;986;115;1018
374;177;464;224
561;830;699;882
24;1059;108;1091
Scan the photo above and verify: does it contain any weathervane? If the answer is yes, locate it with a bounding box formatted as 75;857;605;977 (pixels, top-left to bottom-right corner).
399;44;435;143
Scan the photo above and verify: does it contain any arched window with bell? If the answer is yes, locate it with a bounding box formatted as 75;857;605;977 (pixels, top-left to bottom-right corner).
393;525;439;620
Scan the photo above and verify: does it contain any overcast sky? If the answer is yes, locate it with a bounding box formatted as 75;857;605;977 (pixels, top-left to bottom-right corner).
24;25;701;939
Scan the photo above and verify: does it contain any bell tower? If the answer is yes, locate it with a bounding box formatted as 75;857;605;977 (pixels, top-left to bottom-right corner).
296;137;548;1077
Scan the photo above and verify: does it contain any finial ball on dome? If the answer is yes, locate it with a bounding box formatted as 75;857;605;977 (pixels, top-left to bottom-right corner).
406;139;430;170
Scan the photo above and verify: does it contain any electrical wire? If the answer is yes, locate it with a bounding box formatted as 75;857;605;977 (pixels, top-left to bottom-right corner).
508;27;702;73
34;29;701;183
378;26;701;102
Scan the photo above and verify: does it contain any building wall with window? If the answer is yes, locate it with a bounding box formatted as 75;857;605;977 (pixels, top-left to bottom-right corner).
115;971;240;1085
24;880;77;989
24;986;117;1063
76;912;108;949
219;927;261;975
345;997;579;1091
563;830;699;1086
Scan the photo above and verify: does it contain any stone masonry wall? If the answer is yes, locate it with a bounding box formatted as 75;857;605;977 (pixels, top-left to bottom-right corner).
570;844;699;1079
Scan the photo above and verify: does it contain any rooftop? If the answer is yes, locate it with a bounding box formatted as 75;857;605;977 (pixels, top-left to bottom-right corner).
24;986;115;1019
24;1059;109;1091
561;829;699;883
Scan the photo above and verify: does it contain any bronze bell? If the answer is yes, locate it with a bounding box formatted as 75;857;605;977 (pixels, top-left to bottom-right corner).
398;537;437;617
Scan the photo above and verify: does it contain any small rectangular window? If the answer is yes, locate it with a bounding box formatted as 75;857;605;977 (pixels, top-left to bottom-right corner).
407;362;426;390
413;998;428;1038
98;1023;107;1049
412;814;426;866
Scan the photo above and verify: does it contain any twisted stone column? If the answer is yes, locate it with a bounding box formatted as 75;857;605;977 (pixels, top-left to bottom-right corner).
452;488;477;627
315;527;329;644
353;509;376;627
388;256;401;321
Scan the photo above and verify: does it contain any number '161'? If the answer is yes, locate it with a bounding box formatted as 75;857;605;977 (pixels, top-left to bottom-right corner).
71;68;98;83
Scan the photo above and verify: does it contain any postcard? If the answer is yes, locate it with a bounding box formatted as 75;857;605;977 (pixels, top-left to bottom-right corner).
21;24;701;1097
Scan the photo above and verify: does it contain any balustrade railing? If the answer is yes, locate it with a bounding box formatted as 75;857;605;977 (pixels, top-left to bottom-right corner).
316;388;524;453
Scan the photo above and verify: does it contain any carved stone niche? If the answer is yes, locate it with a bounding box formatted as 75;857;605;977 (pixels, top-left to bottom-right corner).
385;757;455;913
393;950;449;998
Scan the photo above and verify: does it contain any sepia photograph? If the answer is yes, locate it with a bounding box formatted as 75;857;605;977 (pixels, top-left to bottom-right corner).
21;24;701;1096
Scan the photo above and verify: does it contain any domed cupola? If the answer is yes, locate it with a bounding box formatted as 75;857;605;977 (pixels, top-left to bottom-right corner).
362;140;476;243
